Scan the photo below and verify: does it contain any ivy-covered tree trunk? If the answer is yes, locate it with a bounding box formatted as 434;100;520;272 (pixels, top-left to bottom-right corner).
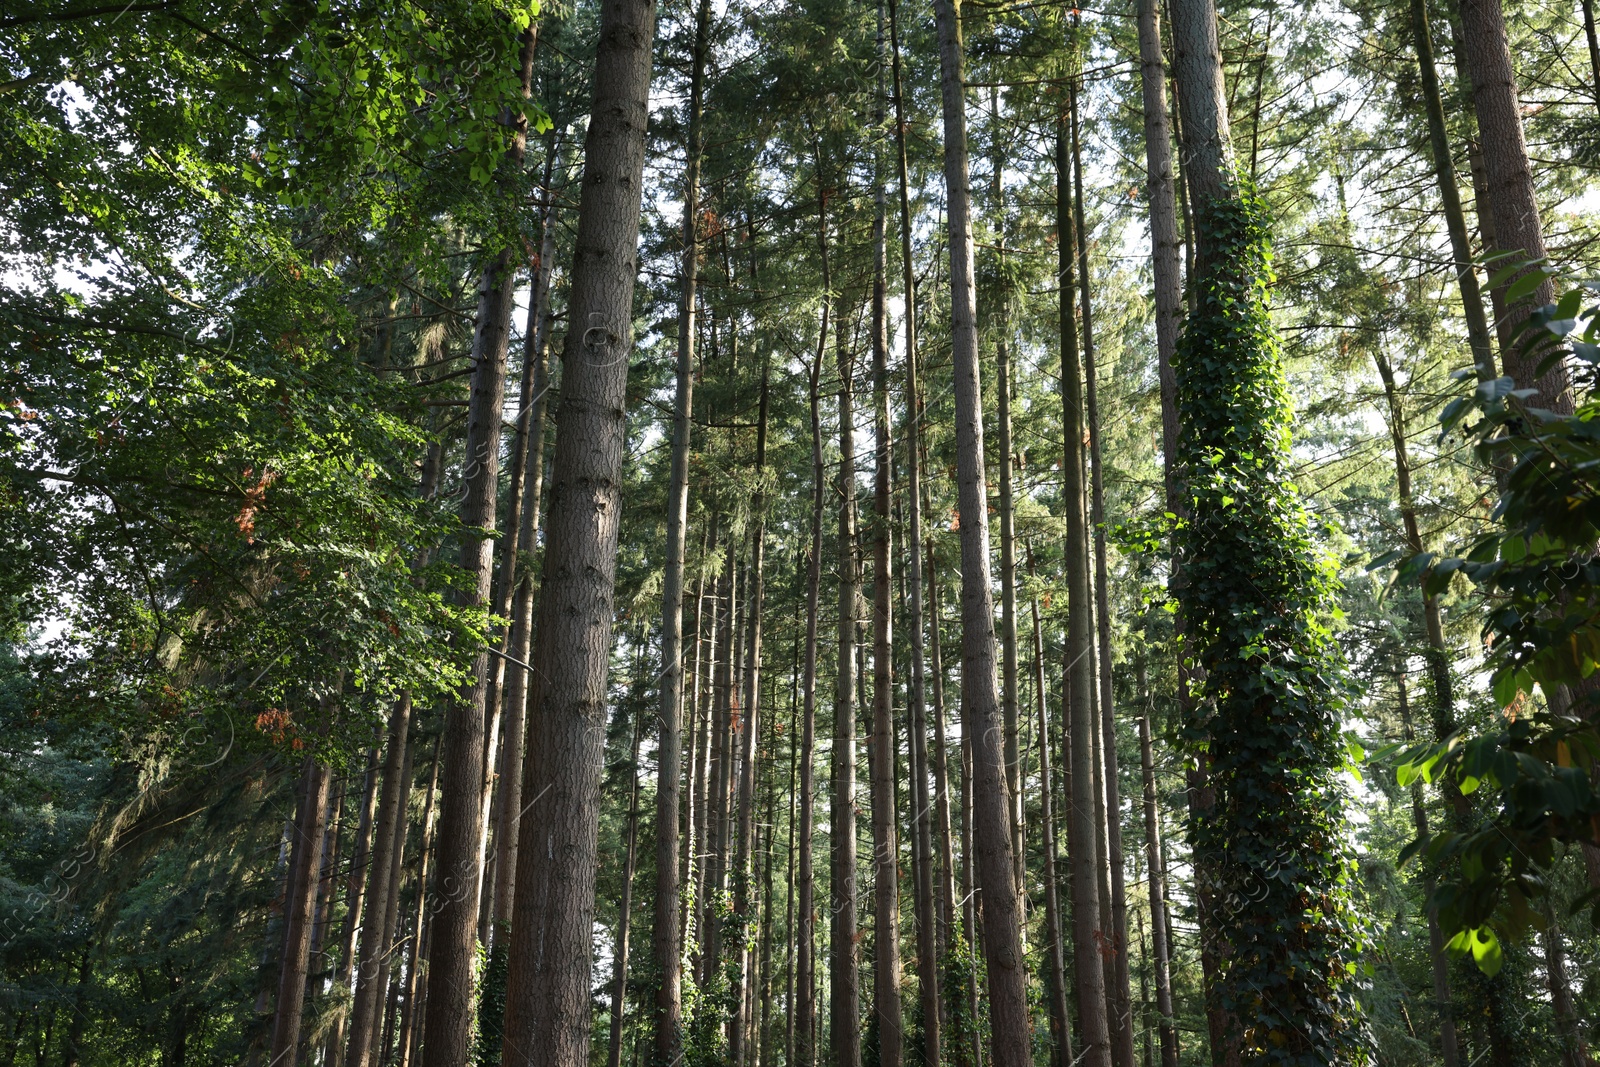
1169;0;1365;1056
930;3;1031;1065
497;0;657;1058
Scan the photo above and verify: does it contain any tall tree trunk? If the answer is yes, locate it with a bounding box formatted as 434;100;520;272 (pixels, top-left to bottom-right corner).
1143;0;1228;1048
925;543;959;948
1029;554;1075;1067
732;361;771;1067
1584;0;1600;121
1394;675;1461;1067
1169;0;1364;1055
1137;0;1182;500
308;791;341;997
421;24;538;1067
1072;93;1135;1067
325;746;381;1067
498;0;658;1059
608;704;646;1067
1055;114;1112;1067
477;138;556;942
868;8;904;1064
1135;657;1179;1067
704;544;740;986
994;251;1025;905
690;521;721;977
1375;353;1467;1067
1407;0;1496;381
796;334;827;1067
271;754;333;1067
488;138;564;942
922;479;965;1067
348;699;413;1067
395;737;440;1067
931;4;1030;1065
649;0;709;1058
890;4;940;1058
1542;909;1587;1067
1454;0;1572;409
831;213;863;1067
784;635;800;1067
988;90;1025;900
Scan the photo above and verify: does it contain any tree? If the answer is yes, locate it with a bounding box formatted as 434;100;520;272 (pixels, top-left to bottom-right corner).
498;0;658;1061
930;3;1032;1065
1168;0;1367;1055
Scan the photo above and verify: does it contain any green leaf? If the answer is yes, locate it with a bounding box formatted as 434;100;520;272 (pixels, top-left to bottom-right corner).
1505;268;1556;305
1367;548;1404;571
1471;927;1503;976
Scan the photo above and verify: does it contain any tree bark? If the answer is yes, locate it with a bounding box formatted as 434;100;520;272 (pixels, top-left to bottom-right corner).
488;138;564;942
1455;0;1572;409
1138;0;1183;499
477;138;557;943
1073;90;1135;1067
796;328;826;1067
731;360;771;1066
704;543;739;985
931;4;1031;1065
1407;0;1496;382
649;0;709;1058
1055;113;1113;1067
325;745;381;1067
988;90;1025;900
1135;658;1179;1067
868;8;904;1064
395;736;440;1067
420;24;538;1067
607;703;646;1067
1029;553;1075;1067
347;698;413;1067
497;0;657;1060
1542;909;1587;1067
831;207;863;1067
890;4;941;1058
1394;675;1461;1067
270;754;332;1067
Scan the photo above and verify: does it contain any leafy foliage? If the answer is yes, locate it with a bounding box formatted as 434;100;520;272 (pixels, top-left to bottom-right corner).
1176;178;1370;1063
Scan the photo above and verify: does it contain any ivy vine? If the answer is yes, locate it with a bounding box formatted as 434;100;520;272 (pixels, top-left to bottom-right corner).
1174;178;1371;1064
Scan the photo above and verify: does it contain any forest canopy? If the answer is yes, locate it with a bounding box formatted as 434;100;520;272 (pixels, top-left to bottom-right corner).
2;0;1600;1064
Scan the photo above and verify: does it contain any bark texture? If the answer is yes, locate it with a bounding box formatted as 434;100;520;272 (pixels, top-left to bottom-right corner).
498;1;657;1061
931;4;1031;1065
